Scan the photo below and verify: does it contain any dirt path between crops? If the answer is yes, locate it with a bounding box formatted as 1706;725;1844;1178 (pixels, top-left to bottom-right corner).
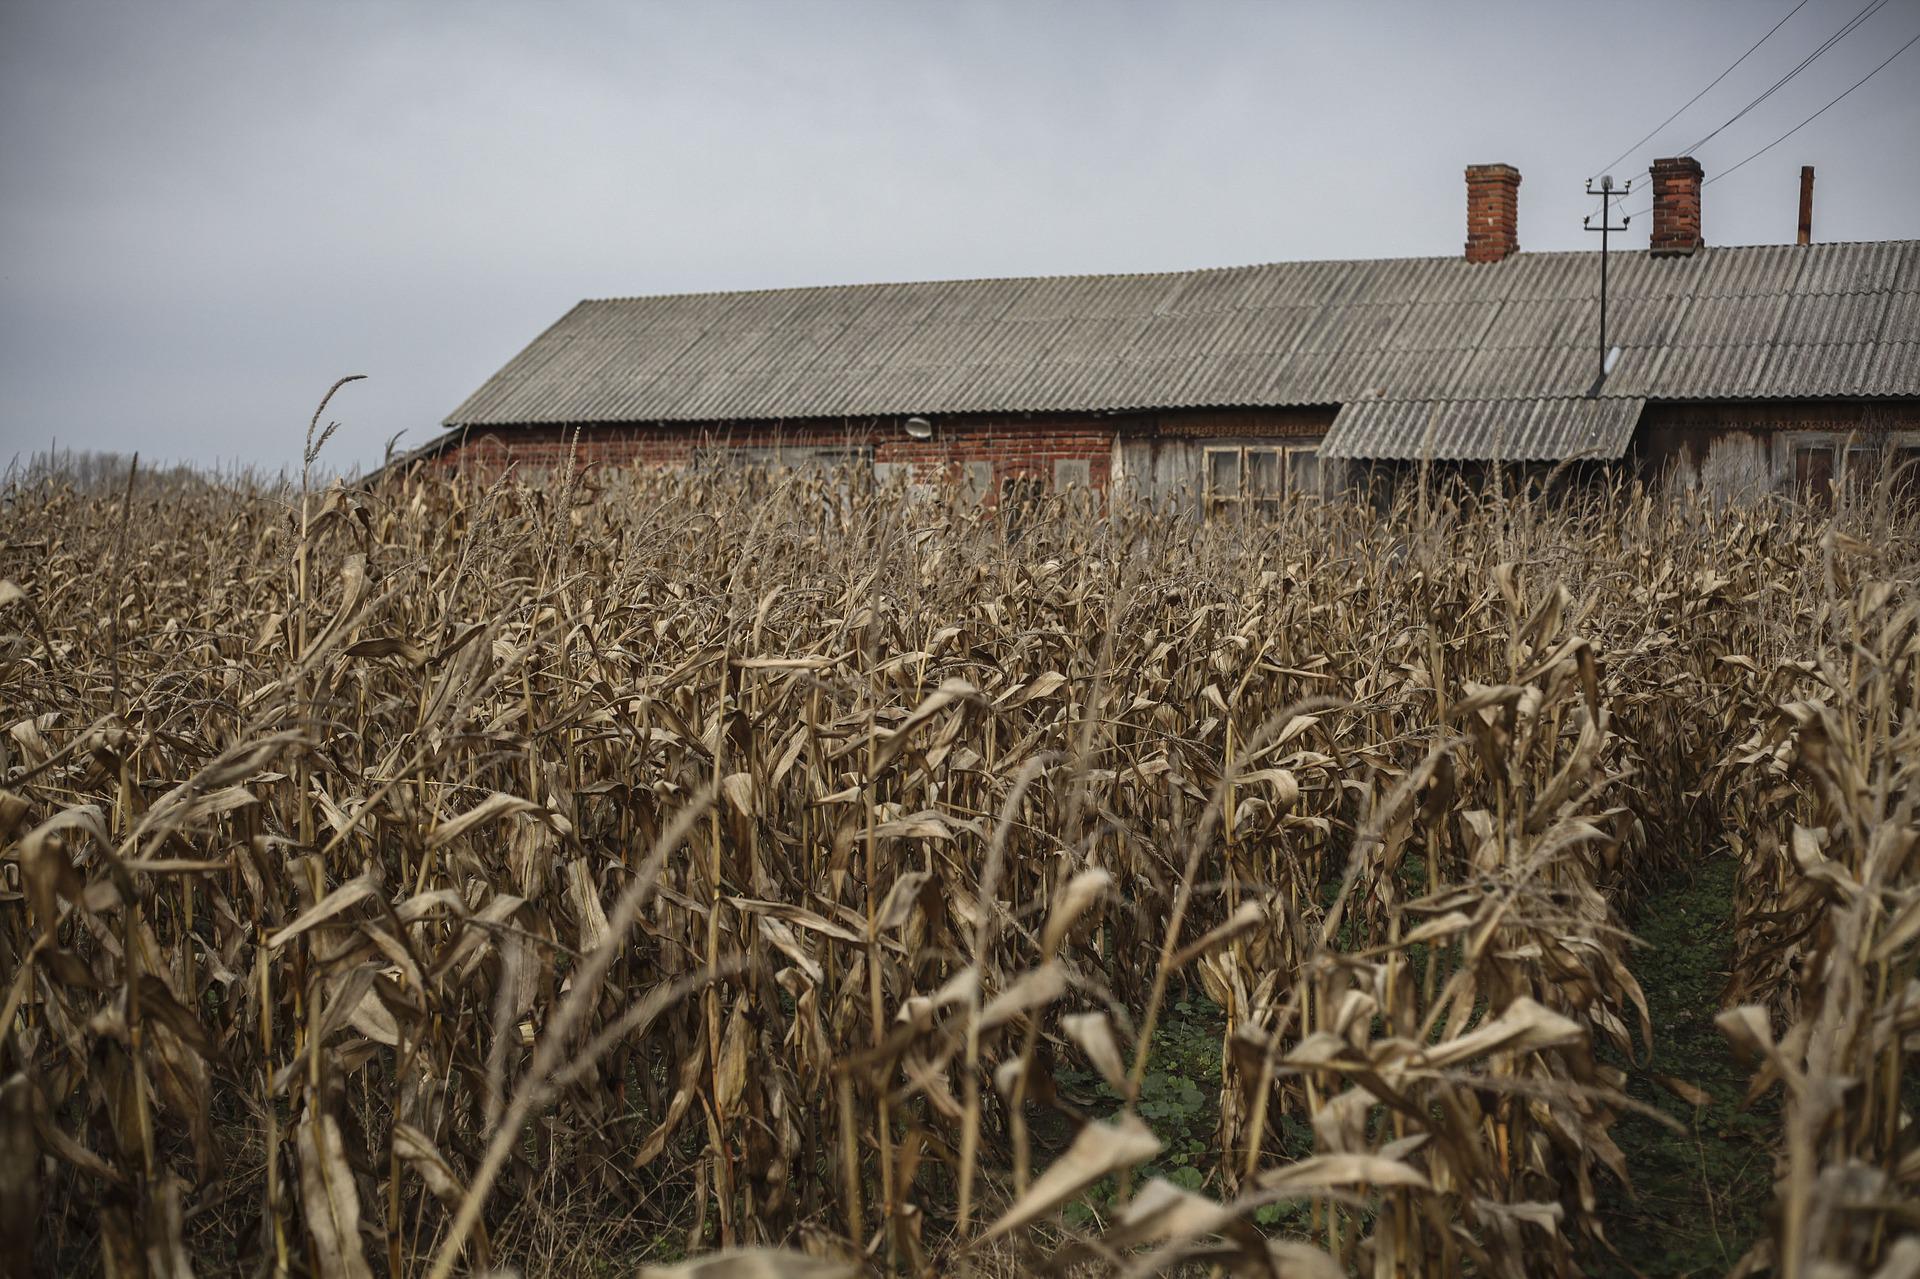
1586;856;1777;1279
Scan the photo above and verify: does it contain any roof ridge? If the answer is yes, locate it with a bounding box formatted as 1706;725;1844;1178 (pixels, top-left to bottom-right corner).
579;239;1920;307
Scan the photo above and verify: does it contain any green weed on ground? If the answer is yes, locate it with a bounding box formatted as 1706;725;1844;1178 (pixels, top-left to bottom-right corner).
1044;860;1774;1273
1589;855;1775;1278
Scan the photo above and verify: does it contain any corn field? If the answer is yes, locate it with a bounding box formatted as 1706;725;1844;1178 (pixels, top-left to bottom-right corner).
1;433;1916;1278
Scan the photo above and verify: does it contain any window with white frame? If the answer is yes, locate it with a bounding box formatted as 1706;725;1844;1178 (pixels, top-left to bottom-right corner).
1202;443;1322;517
1287;446;1321;497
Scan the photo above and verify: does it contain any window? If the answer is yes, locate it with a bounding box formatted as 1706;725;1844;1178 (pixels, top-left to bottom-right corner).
1202;444;1322;517
1842;445;1880;496
1794;444;1834;503
1287;447;1321;497
1205;447;1241;518
1246;449;1282;515
878;459;993;503
962;461;993;504
1893;447;1920;509
1000;474;1044;519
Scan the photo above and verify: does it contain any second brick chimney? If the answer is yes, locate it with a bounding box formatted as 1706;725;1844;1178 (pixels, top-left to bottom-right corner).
1650;156;1704;256
1465;164;1521;263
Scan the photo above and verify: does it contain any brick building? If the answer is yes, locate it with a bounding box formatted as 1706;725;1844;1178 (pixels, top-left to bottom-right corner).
409;159;1919;502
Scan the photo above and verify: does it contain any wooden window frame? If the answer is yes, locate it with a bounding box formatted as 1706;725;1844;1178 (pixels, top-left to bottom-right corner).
1842;444;1880;493
1284;444;1322;500
1202;445;1245;518
1792;441;1836;502
1890;445;1920;511
1202;443;1323;518
1778;430;1920;493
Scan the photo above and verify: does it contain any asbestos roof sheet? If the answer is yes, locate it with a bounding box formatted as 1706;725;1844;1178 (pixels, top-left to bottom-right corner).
447;241;1920;456
1320;397;1647;461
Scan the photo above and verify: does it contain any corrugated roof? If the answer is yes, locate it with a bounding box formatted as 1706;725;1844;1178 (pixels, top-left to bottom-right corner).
1320;397;1646;461
446;241;1920;460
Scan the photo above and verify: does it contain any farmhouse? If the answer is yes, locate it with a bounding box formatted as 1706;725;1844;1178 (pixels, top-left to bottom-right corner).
422;159;1920;502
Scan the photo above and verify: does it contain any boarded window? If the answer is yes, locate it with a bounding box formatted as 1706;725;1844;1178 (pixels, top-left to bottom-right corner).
963;460;993;503
1053;458;1091;490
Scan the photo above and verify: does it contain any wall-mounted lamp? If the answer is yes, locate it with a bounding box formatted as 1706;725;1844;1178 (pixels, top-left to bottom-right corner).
903;416;934;440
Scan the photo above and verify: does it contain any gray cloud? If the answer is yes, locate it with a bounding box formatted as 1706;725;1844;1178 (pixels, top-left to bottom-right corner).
3;0;1916;471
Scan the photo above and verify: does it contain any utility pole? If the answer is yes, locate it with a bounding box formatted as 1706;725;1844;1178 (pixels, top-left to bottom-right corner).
1584;174;1632;394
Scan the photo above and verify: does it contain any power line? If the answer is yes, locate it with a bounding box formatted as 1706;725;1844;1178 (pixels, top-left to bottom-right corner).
1618;24;1920;220
1587;0;1812;181
1680;0;1891;155
1703;28;1920;188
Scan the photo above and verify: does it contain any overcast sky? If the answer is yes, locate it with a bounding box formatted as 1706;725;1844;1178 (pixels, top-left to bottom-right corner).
2;0;1916;472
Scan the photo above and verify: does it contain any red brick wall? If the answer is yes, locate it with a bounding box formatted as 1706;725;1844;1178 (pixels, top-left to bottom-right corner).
432;417;1116;487
438;424;696;471
879;418;1118;487
422;407;1335;491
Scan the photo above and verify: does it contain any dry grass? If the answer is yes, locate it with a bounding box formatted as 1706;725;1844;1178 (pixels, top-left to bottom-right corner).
0;437;1914;1278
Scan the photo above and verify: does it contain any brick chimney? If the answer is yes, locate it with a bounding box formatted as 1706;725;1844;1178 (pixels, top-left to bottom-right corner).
1650;156;1704;256
1465;164;1521;263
